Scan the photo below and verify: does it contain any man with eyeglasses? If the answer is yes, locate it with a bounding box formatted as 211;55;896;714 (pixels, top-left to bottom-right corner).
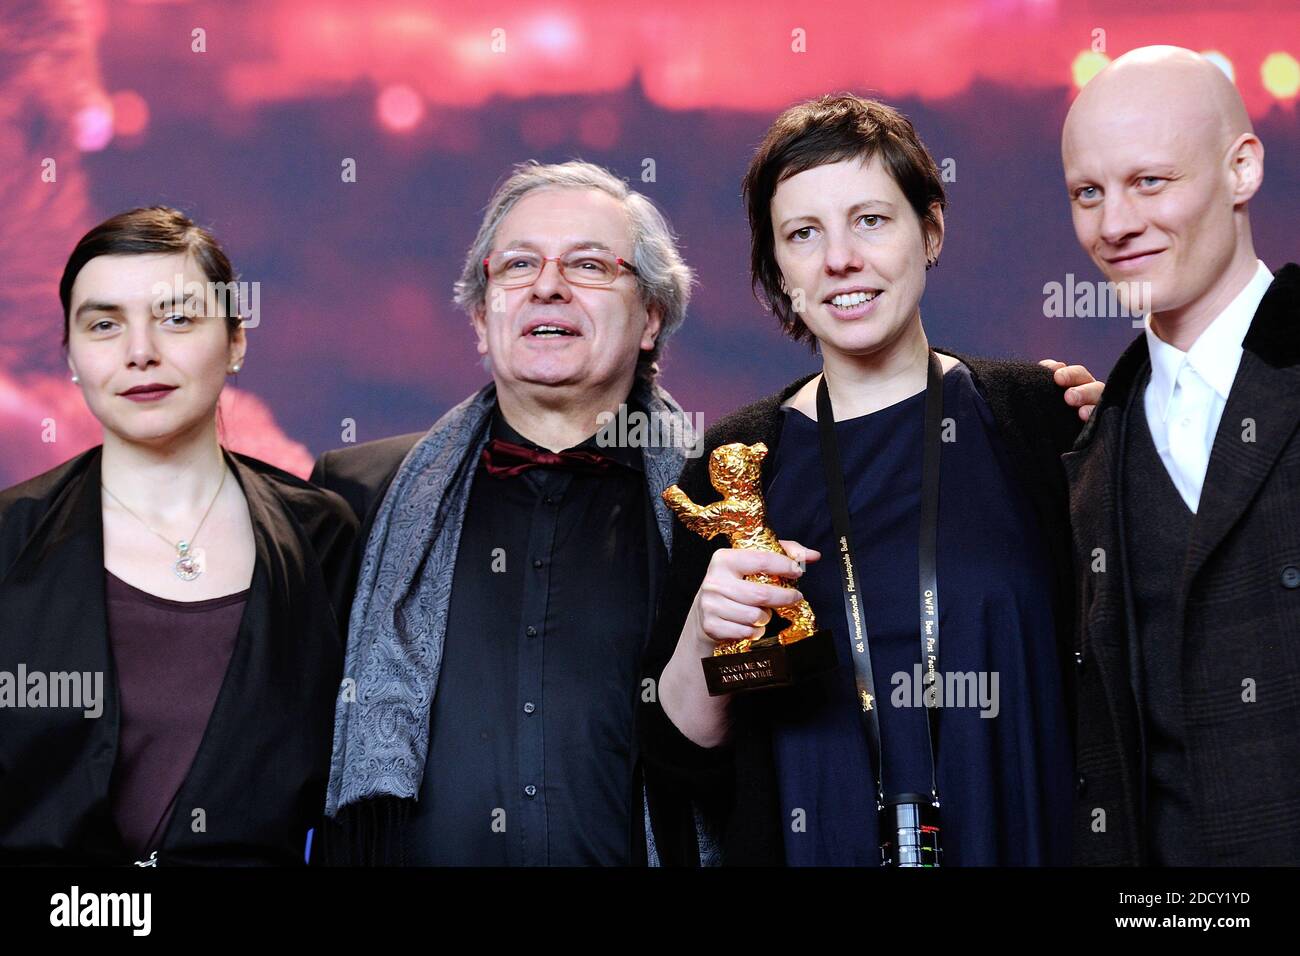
311;161;703;865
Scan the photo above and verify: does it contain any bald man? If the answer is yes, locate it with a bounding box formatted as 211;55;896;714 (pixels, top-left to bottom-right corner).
1060;45;1300;866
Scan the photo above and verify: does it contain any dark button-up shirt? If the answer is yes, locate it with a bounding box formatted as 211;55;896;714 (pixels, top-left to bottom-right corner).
405;403;664;865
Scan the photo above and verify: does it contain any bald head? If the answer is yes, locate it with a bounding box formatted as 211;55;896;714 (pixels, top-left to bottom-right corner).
1064;46;1252;163
1061;45;1264;337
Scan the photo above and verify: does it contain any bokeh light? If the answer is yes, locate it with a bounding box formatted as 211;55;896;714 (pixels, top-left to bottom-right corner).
73;104;113;151
1261;51;1300;99
1201;50;1235;83
109;90;150;138
376;84;425;131
1071;50;1110;89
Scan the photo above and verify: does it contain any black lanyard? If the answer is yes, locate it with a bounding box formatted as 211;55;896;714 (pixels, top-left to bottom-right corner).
815;350;944;810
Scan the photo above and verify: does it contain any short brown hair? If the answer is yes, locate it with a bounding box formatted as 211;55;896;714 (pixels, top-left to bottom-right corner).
742;94;947;346
59;206;240;346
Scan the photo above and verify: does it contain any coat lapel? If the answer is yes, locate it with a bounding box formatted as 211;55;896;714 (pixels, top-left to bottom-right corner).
0;448;123;860
1184;267;1300;590
1060;331;1149;655
156;453;266;856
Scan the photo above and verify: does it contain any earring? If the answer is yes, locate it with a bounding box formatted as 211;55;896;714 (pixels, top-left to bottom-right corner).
70;373;79;384
229;363;242;373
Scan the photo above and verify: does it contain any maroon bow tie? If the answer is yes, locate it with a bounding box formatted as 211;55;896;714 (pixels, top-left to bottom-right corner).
481;438;623;479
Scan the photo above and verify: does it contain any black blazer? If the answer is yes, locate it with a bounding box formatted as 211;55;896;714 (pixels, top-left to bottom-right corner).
0;447;358;865
1064;263;1300;866
309;431;424;539
639;351;1083;865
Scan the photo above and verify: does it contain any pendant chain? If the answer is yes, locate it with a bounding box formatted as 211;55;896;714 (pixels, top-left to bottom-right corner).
101;466;228;573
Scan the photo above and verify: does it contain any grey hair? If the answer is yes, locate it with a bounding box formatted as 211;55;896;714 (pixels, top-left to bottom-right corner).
453;160;694;386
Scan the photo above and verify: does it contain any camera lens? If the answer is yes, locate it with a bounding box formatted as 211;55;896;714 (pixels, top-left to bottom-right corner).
879;794;941;867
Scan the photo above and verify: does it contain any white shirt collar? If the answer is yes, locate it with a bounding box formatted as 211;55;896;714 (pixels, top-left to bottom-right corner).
1143;259;1274;421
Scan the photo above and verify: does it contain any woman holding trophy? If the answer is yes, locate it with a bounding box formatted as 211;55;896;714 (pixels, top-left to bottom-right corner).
643;95;1098;866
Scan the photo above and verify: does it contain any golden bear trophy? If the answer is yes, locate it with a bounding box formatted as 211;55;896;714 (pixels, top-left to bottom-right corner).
663;441;836;695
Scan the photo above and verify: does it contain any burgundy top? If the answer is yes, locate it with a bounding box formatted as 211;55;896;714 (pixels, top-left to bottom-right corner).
104;570;248;859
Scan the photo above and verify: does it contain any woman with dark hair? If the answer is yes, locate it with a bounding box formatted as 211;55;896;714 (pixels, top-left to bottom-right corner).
642;95;1100;866
0;207;356;864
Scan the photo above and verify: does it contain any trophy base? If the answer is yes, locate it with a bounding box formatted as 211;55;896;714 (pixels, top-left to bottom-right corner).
701;629;835;696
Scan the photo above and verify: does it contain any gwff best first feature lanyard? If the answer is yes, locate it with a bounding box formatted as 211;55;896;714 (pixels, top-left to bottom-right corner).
815;349;944;812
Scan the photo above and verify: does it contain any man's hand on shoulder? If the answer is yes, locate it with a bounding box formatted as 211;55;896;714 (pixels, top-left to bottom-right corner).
1039;359;1105;422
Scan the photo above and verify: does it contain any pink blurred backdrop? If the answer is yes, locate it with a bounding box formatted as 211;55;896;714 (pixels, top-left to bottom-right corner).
2;0;1296;486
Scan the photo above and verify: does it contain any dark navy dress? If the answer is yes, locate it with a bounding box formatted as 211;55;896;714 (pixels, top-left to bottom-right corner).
763;362;1072;866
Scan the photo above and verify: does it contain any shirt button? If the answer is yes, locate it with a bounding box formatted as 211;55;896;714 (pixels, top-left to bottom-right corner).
544;495;555;505
525;625;538;637
1074;649;1086;671
533;558;543;569
524;785;537;798
1282;566;1300;589
1180;418;1192;428
523;702;536;714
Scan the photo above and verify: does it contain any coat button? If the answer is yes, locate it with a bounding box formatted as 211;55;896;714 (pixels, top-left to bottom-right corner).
525;625;537;637
524;785;537;798
1076;773;1087;796
1282;566;1300;589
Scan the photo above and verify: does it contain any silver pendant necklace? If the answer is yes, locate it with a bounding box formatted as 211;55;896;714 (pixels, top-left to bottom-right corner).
102;466;228;581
